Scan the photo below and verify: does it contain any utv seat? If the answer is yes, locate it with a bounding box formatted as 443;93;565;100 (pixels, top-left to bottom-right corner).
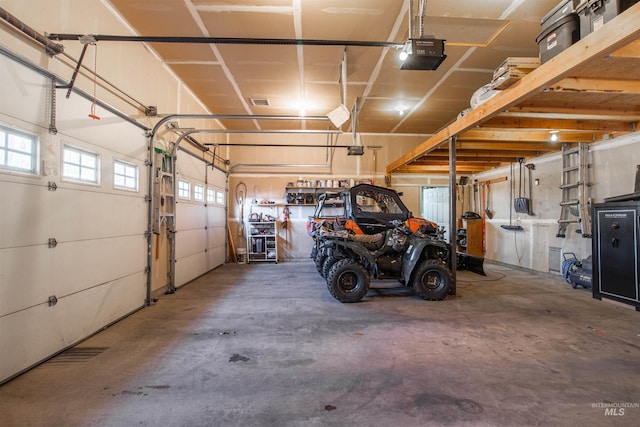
350;232;385;250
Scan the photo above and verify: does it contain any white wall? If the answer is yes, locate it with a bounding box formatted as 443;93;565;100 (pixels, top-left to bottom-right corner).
476;133;640;272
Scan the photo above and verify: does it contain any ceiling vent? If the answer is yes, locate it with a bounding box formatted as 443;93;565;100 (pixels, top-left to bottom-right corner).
249;98;270;106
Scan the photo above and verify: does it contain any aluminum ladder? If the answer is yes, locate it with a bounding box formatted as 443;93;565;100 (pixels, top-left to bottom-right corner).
557;143;591;238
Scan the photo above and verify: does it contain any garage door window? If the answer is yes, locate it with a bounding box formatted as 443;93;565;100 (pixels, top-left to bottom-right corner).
207;187;215;203
178;179;190;200
0;124;38;174
63;145;99;184
194;183;204;202
113;159;138;191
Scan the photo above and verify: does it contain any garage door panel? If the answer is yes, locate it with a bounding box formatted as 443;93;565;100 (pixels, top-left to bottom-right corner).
207;207;226;227
176;229;206;259
0;181;57;248
1;183;149;246
0;57;48;126
53;190;146;241
0;245;55;317
208;168;225;187
207;246;225;269
177;156;206;182
207;226;225;248
0;271;144;384
176;252;207;286
54;236;146;297
176;204;206;230
56;92;149;158
0;236;145;318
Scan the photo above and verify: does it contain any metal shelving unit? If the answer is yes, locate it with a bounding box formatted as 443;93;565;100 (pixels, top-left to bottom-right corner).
247;221;278;263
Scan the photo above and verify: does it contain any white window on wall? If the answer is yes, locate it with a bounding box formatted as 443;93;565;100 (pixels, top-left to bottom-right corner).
194;183;204;202
216;190;225;206
178;179;191;200
207;187;215;203
113;159;138;191
0;124;38;174
63;145;99;184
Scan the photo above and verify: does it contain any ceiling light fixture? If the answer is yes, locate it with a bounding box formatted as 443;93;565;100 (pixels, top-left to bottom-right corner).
395;106;408;116
549;130;559;142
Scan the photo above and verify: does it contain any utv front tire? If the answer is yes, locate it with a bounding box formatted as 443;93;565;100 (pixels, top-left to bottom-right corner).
315;252;327;274
326;259;370;303
413;260;452;301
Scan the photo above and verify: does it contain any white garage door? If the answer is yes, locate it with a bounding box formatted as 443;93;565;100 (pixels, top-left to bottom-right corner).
0;54;147;384
175;152;226;287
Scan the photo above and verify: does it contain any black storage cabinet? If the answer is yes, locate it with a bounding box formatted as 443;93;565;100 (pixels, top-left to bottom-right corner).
592;201;640;310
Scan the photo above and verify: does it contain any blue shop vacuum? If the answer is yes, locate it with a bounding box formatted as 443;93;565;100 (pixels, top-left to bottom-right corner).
561;252;592;289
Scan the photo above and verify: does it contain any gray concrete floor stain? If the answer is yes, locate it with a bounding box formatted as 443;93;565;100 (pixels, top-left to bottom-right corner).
0;261;639;426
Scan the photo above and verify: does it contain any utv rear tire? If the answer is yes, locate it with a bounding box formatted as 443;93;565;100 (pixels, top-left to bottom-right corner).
413;260;452;301
321;256;340;279
326;259;370;303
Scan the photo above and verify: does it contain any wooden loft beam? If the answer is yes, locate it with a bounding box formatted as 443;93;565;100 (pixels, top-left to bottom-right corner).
386;3;640;174
451;141;560;151
612;39;640;58
500;107;640;121
483;116;636;132
458;128;609;142
414;155;531;163
550;77;640;93
396;165;492;173
412;160;503;167
431;148;556;156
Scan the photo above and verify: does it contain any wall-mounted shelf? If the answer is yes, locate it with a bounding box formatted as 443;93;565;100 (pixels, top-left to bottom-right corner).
285;186;346;206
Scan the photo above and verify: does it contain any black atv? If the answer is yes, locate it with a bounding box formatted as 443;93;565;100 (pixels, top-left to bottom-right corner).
317;222;453;303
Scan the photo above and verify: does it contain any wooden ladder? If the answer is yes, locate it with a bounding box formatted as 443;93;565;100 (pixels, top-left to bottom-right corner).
557;143;591;238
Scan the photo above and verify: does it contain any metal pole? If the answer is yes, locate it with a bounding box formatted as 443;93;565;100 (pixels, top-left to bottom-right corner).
449;136;457;295
48;33;404;49
0;6;64;55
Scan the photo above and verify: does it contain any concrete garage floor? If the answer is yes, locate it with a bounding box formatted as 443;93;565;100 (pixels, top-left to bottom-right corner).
1;262;639;426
